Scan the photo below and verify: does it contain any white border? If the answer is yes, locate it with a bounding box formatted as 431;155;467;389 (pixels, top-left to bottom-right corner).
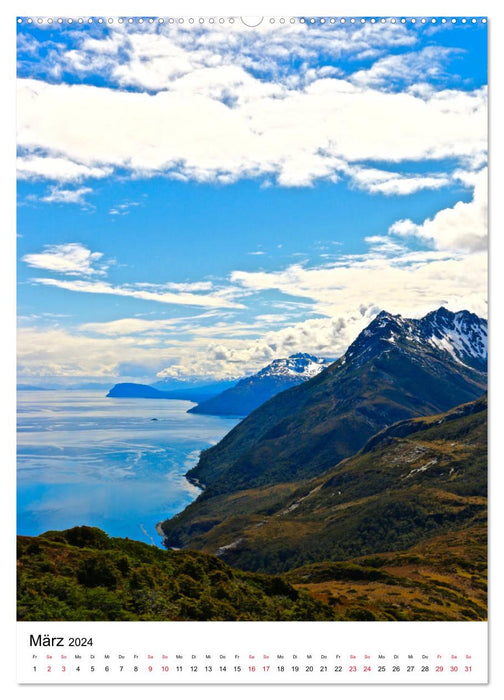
2;2;502;699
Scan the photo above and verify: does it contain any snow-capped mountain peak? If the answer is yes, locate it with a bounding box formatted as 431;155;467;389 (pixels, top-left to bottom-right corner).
420;307;487;366
345;307;487;372
257;353;330;380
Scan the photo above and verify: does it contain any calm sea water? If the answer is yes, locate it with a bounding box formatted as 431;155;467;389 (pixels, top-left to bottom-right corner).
17;391;240;546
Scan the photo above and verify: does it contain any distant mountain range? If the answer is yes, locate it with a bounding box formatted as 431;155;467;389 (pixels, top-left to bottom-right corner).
105;354;330;413
188;353;331;417
159;307;487;575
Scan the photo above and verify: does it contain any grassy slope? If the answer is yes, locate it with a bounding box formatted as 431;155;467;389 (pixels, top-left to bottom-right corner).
287;523;487;621
159;398;487;578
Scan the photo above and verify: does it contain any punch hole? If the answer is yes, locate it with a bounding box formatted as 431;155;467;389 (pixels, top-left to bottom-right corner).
240;17;264;27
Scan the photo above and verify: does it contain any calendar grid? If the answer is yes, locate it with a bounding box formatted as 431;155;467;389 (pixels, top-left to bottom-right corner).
17;621;488;684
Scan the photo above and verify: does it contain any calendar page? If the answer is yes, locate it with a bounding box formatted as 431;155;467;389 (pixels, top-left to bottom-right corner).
15;5;489;687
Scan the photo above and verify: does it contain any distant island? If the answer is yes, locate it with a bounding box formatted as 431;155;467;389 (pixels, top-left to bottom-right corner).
106;381;235;404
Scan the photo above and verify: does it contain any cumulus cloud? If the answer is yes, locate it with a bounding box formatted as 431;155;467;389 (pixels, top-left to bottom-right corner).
62;22;416;92
17;72;486;189
387;168;487;252
22;243;107;276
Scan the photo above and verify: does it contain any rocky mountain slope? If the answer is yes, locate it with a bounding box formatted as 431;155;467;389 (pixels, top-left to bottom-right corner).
188;353;330;417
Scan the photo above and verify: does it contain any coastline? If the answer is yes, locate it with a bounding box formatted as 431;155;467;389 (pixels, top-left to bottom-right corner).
155;458;207;544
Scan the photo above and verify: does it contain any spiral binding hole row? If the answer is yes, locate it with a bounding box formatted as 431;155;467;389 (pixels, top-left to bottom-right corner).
17;17;487;26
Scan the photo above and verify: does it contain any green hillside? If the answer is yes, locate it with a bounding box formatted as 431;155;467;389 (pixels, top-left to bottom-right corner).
17;526;333;621
159;396;487;576
17;520;486;622
176;314;486;504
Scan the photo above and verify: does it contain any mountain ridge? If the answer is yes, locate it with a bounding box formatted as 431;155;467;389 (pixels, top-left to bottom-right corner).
179;307;487;496
159;307;487;559
188;352;331;417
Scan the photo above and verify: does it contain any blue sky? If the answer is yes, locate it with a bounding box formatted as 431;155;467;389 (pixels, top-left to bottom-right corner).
16;17;487;384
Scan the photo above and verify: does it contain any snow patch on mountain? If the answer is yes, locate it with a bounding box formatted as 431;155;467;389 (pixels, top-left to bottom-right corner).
347;307;487;372
256;353;330;381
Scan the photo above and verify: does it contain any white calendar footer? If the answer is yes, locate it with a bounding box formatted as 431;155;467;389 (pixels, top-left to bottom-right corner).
17;620;488;684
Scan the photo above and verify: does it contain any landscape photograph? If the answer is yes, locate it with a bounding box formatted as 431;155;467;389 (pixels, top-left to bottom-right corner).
17;16;487;622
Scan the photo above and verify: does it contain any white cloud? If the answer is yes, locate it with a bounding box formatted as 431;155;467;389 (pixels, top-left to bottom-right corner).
30;277;243;309
364;235;407;254
347;166;450;195
231;250;487;322
79;318;180;336
40;186;92;205
22;243;107;276
17;71;486;189
387;168;487;252
63;23;417;93
17;156;112;182
388;219;420;236
350;46;456;88
108;201;142;216
164;281;214;292
17;326;172;379
18;240;487;383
